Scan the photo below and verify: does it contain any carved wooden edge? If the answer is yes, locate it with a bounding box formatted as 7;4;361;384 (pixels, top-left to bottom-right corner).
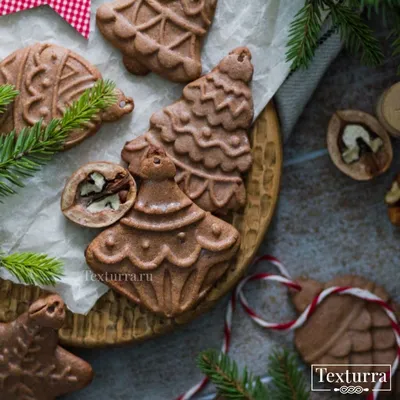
0;101;283;347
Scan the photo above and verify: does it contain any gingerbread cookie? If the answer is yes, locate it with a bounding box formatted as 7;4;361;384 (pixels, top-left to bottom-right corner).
122;47;254;214
0;43;134;150
292;275;399;393
96;0;218;82
86;147;240;318
61;162;137;228
0;294;93;399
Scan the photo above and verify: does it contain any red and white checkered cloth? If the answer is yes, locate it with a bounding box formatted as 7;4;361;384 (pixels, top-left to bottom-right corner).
0;0;91;39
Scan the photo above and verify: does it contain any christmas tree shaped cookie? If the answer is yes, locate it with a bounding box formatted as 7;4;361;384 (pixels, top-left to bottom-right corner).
86;147;240;318
122;47;254;214
0;294;93;400
96;0;218;82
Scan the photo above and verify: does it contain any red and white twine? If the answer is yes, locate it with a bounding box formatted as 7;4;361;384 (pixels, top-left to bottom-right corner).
177;255;400;400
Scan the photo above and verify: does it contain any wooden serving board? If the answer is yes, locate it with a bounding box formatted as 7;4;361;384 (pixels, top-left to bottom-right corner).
0;102;282;347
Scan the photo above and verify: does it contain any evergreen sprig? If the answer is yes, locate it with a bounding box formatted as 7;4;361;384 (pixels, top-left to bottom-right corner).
329;1;383;66
286;1;324;70
0;79;117;198
198;349;310;400
0;252;63;286
286;0;400;71
268;350;310;400
197;350;269;400
0;84;19;114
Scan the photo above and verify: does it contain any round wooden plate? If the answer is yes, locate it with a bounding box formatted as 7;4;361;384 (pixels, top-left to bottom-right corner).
0;102;282;347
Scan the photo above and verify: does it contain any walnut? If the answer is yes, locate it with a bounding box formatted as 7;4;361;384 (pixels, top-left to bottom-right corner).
327;110;393;181
61;162;137;228
385;174;400;226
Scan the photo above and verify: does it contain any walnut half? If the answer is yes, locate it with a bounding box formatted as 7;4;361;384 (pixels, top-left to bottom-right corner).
61;162;137;228
327;110;393;181
385;174;400;226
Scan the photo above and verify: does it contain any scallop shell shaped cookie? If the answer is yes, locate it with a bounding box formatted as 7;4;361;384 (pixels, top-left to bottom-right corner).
96;0;218;82
86;147;240;318
122;48;254;214
292;275;399;393
0;43;134;150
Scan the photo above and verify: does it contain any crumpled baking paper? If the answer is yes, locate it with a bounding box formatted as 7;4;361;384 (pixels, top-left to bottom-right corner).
0;0;304;314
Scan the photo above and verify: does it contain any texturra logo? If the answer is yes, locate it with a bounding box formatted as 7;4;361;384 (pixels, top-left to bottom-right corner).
311;364;392;395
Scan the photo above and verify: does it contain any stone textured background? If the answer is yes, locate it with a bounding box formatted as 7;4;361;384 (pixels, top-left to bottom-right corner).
64;19;400;400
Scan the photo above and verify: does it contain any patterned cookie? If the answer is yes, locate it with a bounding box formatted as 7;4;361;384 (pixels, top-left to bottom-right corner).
122;47;254;214
86;147;240;318
0;43;134;150
292;275;399;393
96;0;218;82
0;294;93;400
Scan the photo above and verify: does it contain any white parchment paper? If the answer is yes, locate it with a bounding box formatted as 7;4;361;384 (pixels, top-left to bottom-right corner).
0;0;304;314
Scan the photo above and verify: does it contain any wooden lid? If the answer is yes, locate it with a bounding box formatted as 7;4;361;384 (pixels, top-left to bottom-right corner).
377;82;400;138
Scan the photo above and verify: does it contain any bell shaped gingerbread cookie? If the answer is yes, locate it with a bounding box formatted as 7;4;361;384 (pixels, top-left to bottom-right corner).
0;43;134;150
122;48;254;214
0;294;93;400
86;147;240;318
96;0;218;82
292;275;399;393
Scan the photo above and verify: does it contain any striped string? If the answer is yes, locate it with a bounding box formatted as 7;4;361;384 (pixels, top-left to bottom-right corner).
177;255;400;400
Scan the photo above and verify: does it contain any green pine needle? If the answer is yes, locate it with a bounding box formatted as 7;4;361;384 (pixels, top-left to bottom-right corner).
197;350;269;400
286;1;324;70
0;252;63;286
329;1;384;66
286;0;391;71
197;349;310;400
268;350;309;400
0;84;19;114
0;79;117;198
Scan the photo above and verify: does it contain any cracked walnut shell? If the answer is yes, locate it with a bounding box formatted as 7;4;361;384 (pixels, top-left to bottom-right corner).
61;162;137;228
327;110;393;181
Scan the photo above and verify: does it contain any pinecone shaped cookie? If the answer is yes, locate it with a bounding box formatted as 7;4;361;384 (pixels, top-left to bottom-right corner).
292;275;399;393
0;43;134;150
96;0;218;82
86;147;240;318
0;295;93;400
122;48;254;214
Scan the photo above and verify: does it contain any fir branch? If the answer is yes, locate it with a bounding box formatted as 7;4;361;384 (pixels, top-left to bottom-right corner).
0;84;19;114
286;1;325;70
0;80;117;198
329;1;384;66
0;252;63;286
268;350;309;400
388;6;400;72
286;0;391;71
197;350;269;400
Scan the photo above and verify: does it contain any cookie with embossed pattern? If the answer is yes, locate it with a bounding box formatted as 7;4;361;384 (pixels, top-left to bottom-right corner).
292;275;399;394
122;47;254;214
0;43;134;150
96;0;218;82
0;294;93;400
86;147;240;318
